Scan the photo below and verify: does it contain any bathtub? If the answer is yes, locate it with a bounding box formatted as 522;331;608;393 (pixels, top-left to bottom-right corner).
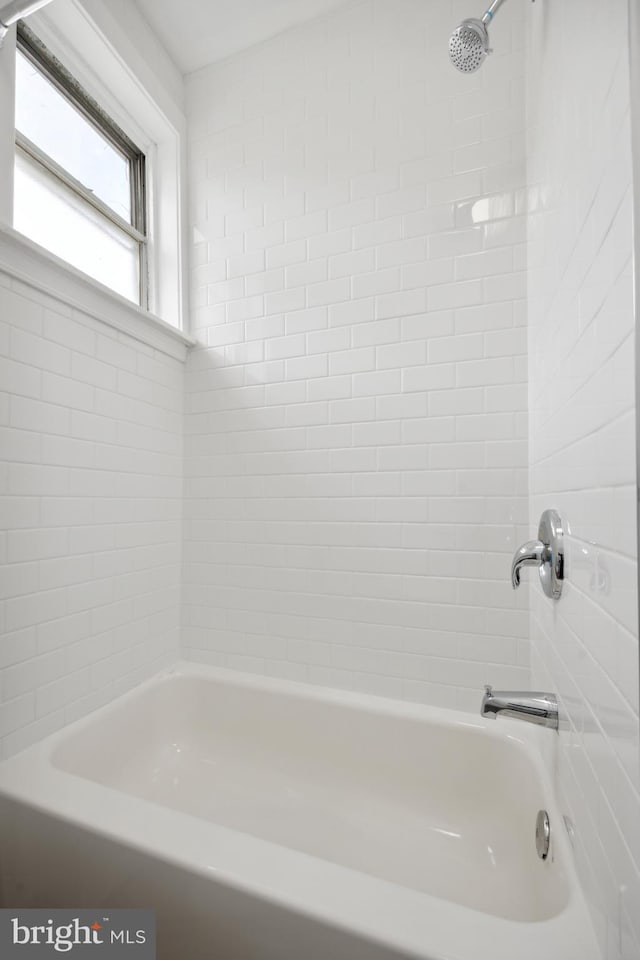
0;662;599;960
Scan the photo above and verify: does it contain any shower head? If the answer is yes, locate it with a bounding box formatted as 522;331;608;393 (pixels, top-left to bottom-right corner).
448;0;507;73
448;18;490;73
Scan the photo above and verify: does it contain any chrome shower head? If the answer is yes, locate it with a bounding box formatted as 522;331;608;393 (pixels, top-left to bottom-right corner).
448;0;508;73
448;17;490;73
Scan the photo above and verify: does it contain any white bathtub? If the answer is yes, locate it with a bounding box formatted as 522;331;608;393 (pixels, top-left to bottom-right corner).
0;663;598;960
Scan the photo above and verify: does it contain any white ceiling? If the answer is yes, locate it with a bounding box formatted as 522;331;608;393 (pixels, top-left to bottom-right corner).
134;0;350;75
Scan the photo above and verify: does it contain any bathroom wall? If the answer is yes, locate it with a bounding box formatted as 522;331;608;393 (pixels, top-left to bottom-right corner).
0;271;184;760
526;0;640;956
183;0;531;710
0;0;190;761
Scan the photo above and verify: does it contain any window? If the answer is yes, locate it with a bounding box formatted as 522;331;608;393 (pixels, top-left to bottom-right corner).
13;23;148;306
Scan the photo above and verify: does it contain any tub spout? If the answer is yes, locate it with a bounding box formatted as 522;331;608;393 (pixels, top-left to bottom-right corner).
481;685;559;730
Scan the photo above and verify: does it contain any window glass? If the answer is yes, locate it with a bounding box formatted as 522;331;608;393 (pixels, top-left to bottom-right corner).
15;49;132;223
15;150;139;303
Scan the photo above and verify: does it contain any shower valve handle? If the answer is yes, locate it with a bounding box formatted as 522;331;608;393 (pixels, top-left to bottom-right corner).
511;510;564;600
511;540;545;588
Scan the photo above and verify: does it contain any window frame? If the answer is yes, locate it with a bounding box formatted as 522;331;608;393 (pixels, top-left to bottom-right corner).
14;21;149;308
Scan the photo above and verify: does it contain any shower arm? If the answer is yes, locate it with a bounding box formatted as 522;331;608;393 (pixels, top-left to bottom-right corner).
0;0;54;47
481;0;507;24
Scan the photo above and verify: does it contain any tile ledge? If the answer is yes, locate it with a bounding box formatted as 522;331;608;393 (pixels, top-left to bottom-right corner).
0;225;196;361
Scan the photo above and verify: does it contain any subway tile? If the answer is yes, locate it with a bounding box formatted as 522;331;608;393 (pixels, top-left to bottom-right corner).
375;289;427;321
457;356;514;388
527;0;639;951
353;217;402;250
376;341;427;370
427;279;483;311
0;357;41;399
306;327;350;355
1;275;182;758
428;334;483;364
329;298;375;327
285;210;328;242
266;240;308;270
328;198;375;231
353;267;400;300
285;259;327;289
402;364;456;393
0;693;35;738
42;312;96;356
307;278;351;308
11;328;71;376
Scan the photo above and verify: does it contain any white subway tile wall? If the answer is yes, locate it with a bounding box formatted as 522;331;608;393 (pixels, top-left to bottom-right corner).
183;0;530;709
527;1;639;957
0;7;636;953
0;275;184;760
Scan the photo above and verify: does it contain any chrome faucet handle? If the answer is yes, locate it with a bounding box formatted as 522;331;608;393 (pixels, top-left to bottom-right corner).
511;539;545;588
511;509;564;599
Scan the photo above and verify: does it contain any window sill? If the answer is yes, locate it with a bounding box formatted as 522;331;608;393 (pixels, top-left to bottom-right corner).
0;224;195;361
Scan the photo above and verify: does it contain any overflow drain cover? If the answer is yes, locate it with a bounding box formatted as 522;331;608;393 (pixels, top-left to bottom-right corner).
536;809;551;860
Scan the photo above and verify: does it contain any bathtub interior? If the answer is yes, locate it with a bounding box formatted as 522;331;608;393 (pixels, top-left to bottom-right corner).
48;673;569;924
